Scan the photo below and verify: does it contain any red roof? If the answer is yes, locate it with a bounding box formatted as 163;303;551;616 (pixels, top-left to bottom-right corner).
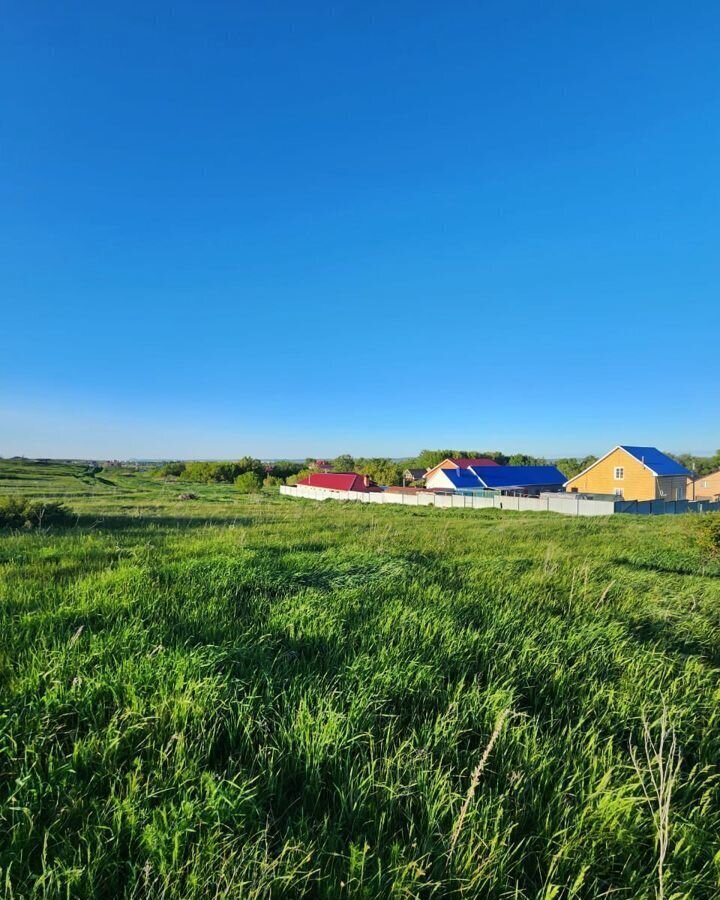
297;472;383;492
454;457;500;468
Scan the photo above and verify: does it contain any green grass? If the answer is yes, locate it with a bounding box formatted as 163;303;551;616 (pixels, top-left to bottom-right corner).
1;459;719;897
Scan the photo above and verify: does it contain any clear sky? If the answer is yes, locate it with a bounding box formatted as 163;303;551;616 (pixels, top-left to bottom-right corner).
2;2;719;459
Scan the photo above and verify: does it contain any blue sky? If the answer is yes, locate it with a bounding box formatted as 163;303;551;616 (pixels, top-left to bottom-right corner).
2;2;719;459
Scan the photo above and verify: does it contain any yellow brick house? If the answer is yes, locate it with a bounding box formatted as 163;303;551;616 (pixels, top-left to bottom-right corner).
564;446;691;501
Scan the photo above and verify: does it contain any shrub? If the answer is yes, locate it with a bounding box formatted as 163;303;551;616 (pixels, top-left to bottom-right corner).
286;469;311;486
696;513;720;558
267;460;304;480
153;461;186;478
182;461;215;483
263;475;283;488
0;497;74;529
181;458;265;484
234;472;263;493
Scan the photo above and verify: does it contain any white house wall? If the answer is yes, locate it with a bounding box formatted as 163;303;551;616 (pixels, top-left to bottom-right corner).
424;469;459;491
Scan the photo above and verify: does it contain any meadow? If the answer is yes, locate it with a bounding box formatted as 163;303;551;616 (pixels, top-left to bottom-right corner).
1;460;719;898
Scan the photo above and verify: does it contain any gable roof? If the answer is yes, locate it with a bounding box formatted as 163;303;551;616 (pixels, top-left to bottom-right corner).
437;465;567;490
437;468;483;489
619;446;691;477
454;457;500;469
297;472;383;492
565;445;691;485
470;465;567;488
691;469;720;482
424;456;500;481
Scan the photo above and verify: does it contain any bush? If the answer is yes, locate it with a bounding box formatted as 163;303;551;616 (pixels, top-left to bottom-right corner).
267;460;304;480
153;461;186;478
234;472;263;493
286;469;310;486
263;475;283;488
0;497;74;529
696;513;720;558
181;458;265;484
181;461;215;483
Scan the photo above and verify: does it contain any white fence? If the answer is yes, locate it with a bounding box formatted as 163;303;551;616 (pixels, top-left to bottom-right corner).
280;485;617;517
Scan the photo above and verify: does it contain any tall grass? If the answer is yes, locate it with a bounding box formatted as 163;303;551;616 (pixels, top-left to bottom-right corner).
0;461;719;896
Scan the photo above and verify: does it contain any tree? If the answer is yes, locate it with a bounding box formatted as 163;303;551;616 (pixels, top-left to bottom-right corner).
354;458;403;486
210;462;237;483
332;454;355;472
410;449;509;470
235;471;263;493
413;449;461;470
478;451;508;465
554;456;597;480
236;456;264;477
268;460;304;480
508;453;545;467
668;450;720;478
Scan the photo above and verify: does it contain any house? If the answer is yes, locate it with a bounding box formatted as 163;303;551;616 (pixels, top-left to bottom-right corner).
426;464;567;495
402;467;427;485
426;467;485;491
564;446;691;501
423;457;500;483
296;472;383;492
310;459;333;472
688;470;720;501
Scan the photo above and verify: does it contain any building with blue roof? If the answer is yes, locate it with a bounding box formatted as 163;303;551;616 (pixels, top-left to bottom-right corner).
565;446;692;501
426;463;567;496
470;465;568;494
618;446;691;476
427;467;485;492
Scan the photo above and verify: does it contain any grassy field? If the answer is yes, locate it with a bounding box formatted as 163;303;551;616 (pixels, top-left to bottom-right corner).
1;460;719;898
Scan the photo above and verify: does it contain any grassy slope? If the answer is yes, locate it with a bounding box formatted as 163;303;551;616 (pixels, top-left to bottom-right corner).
0;460;719;898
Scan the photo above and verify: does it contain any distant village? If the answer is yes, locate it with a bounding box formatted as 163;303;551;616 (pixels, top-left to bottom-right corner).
287;446;720;517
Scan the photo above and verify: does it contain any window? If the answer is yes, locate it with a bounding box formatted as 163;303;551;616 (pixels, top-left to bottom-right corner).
614;467;624;480
703;480;709;488
614;488;624;497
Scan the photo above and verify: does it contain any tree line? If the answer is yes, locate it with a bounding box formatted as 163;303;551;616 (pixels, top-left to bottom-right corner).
152;458;305;492
669;450;720;478
286;450;601;486
152;448;720;491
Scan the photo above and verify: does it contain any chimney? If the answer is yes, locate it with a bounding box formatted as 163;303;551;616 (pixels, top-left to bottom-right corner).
363;474;370;488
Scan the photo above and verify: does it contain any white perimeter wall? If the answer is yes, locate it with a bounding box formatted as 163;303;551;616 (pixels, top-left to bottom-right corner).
280;485;617;517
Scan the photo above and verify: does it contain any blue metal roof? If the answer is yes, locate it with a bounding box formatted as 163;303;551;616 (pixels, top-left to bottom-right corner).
469;465;568;488
619;446;691;477
441;468;483;489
